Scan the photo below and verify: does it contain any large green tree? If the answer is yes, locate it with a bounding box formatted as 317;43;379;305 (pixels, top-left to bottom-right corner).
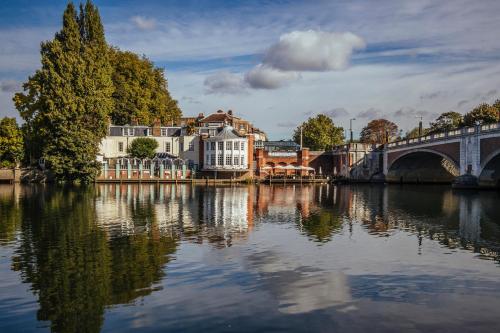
429;111;463;133
360;119;398;144
293;114;344;151
14;1;113;182
127;137;159;159
463;103;499;126
0;117;24;167
109;48;181;126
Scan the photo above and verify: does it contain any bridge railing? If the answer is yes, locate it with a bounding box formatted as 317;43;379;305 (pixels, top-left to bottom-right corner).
386;122;500;150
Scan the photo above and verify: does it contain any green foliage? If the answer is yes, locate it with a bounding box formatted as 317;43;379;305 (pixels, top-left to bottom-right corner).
0;117;24;167
360;119;398;143
127;137;159;159
293;114;344;151
429;111;463;133
405;126;430;139
463;103;499;126
109;48;182;126
14;1;113;183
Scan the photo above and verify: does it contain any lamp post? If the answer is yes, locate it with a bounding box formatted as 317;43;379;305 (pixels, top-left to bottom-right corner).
349;118;356;143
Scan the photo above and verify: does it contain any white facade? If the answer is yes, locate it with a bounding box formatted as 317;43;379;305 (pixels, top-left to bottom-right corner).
179;135;200;168
99;125;181;159
203;126;248;170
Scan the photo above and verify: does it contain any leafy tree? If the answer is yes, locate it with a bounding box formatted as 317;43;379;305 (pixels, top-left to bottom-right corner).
429;111;463;133
14;1;113;183
493;99;500;113
109;48;181;126
0;117;24;167
463;103;499;126
128;137;158;159
405;126;430;139
360;119;398;143
293;114;344;151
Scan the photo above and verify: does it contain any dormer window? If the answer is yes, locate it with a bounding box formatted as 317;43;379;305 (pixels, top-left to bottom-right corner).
122;127;134;136
161;128;168;136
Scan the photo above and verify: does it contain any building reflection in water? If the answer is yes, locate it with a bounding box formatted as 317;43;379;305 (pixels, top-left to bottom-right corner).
1;183;500;331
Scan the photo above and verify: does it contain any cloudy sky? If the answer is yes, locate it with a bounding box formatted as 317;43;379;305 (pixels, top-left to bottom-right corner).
1;0;500;139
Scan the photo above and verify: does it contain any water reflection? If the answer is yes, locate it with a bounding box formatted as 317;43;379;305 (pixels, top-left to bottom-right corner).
1;184;500;332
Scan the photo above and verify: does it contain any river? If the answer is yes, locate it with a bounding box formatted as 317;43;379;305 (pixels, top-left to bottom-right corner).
1;184;500;332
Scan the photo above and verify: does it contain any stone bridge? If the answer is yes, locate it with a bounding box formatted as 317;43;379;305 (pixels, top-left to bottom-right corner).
383;123;500;187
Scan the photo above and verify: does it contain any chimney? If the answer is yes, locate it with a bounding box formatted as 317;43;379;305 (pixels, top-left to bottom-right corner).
228;110;233;116
217;109;224;113
152;118;161;136
198;113;204;119
131;117;138;126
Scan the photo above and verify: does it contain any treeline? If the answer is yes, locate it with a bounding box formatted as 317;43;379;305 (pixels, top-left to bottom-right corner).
0;1;180;182
294;100;500;149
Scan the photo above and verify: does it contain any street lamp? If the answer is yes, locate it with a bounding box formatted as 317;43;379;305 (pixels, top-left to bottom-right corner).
349;118;356;143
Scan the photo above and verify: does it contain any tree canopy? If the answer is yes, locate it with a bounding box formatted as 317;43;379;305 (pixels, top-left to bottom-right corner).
293;114;344;151
429;111;463;133
14;1;113;182
405;126;430;139
128;137;159;159
0;117;24;167
463;103;499;126
109;48;181;126
359;119;398;144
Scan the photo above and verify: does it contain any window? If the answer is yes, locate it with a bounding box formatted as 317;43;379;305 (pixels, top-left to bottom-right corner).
206;142;210;151
226;155;232;165
226;141;232;150
218;142;223;150
180;142;184;151
241;142;245;151
233;141;238;150
217;154;223;166
211;142;216;150
144;128;151;136
234;156;238;165
122;127;134;136
240;156;245;166
239;124;245;130
210;154;215;166
188;141;195;151
118;142;124;152
165;142;171;153
161;128;168;136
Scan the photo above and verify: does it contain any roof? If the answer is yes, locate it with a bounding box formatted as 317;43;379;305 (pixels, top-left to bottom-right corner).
199;110;231;123
207;126;245;141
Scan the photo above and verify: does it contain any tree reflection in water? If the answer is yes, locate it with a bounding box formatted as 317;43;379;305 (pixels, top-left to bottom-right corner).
6;185;177;333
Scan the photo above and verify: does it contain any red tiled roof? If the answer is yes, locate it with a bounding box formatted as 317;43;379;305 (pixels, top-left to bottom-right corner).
200;112;231;123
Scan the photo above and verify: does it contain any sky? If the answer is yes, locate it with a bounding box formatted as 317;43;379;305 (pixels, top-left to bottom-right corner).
1;0;500;140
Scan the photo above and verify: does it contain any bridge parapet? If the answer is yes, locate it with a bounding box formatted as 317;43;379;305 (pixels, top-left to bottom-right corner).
386;123;500;150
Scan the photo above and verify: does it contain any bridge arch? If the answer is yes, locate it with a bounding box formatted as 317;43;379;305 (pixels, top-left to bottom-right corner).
387;148;460;183
478;148;500;188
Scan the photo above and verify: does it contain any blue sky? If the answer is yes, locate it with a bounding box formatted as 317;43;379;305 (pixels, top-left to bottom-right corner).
1;0;500;139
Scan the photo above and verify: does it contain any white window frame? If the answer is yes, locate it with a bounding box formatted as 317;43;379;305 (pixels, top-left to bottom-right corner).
165;142;171;153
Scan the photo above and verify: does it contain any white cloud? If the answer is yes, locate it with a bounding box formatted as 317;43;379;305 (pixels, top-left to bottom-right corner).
244;64;298;89
203;71;247;95
131;16;157;30
262;30;365;71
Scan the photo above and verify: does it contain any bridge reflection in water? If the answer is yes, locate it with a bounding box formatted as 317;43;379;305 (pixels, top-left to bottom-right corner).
1;184;500;332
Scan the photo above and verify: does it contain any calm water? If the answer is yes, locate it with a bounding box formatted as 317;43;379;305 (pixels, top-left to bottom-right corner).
1;184;500;332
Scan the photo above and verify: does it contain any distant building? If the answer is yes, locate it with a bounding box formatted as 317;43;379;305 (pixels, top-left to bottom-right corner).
198;110;267;141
